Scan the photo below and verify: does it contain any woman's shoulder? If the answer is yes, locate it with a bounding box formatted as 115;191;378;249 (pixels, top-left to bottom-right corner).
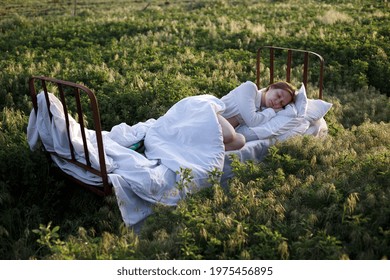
222;81;259;102
242;80;257;88
232;81;258;95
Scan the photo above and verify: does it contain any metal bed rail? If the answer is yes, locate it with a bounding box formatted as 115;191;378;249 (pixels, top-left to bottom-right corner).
256;46;324;99
29;76;111;196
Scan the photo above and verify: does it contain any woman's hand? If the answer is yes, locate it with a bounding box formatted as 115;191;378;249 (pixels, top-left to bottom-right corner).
273;107;283;113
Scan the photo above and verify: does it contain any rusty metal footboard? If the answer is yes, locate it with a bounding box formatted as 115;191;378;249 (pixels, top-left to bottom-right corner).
29;76;111;196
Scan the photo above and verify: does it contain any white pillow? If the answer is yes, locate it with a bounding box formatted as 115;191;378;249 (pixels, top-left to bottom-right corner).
305;99;333;122
294;83;308;117
304;117;328;137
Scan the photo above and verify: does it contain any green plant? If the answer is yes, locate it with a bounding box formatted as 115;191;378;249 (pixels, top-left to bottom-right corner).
32;222;64;253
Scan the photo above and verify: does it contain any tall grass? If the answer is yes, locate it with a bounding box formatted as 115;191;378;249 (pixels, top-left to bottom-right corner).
0;0;389;259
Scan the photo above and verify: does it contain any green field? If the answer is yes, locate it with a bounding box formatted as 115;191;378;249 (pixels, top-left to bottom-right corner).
1;0;389;259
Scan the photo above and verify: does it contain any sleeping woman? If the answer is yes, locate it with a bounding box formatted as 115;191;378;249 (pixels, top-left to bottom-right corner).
218;81;296;151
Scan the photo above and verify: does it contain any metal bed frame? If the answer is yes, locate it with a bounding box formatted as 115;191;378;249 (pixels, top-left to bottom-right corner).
29;76;111;196
29;46;324;196
256;46;324;99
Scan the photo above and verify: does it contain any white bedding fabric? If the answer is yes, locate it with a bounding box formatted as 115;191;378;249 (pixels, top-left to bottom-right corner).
28;92;227;226
27;90;328;227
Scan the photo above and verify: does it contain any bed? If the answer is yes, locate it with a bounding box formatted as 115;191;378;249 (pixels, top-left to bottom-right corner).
27;46;332;227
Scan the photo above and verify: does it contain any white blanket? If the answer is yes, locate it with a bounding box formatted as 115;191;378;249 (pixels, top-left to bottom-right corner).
27;92;226;226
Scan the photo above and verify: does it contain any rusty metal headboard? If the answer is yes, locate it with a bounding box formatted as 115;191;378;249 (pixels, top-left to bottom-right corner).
256;46;324;99
29;76;111;196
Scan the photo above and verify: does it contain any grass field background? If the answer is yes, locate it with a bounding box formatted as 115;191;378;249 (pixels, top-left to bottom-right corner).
0;0;389;259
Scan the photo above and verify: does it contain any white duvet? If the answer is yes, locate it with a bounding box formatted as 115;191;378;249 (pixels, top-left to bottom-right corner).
28;92;226;226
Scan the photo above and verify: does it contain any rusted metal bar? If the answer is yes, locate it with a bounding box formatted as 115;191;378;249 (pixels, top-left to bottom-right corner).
256;48;261;87
318;58;324;99
303;52;309;89
28;76;111;196
269;47;275;84
74;87;91;167
58;84;76;161
41;80;53;120
286;49;292;82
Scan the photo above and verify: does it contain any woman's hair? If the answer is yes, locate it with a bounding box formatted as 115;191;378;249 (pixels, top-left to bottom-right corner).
266;81;296;103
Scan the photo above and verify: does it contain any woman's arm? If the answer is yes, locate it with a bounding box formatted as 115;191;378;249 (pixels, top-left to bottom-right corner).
234;81;276;127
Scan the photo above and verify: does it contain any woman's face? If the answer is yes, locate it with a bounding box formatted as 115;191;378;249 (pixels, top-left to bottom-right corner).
264;87;293;109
